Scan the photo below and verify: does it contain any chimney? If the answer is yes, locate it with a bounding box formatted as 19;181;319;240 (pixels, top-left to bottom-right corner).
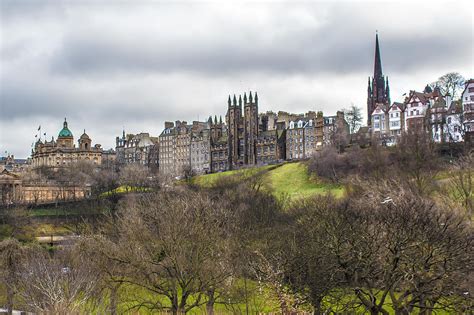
165;121;174;129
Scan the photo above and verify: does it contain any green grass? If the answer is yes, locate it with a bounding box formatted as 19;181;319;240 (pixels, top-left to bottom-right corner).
268;162;344;200
100;185;152;197
193;162;344;201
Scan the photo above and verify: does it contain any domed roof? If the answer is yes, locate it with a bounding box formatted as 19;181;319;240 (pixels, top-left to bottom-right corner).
58;118;73;138
80;129;90;139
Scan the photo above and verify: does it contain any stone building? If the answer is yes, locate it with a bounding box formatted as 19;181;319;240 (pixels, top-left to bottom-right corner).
256;129;286;165
0;155;30;173
158;120;209;176
115;132;158;169
190;129;211;175
31;119;102;169
323;111;350;147
209;117;228;173
158;122;177;175
286;112;324;160
226;92;259;169
0;169;90;206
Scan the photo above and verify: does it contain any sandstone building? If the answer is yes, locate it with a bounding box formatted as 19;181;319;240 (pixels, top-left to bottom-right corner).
31;119;102;169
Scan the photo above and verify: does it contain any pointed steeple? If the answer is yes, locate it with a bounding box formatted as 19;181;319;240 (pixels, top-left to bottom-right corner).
374;32;383;79
249;91;253;103
255;92;258;104
239;95;242;107
233;94;237;106
228;95;232;106
208;116;213;124
219;115;222;124
214;115;218;124
243;92;247;104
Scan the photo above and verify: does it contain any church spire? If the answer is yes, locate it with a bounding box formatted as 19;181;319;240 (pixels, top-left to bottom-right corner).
374;32;383;79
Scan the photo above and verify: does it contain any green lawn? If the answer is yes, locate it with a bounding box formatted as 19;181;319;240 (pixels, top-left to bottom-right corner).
193;162;344;201
268;162;344;200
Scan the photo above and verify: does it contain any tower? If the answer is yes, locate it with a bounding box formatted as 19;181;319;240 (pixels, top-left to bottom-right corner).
79;130;92;150
367;33;391;126
57;118;74;148
244;91;258;165
226;94;242;168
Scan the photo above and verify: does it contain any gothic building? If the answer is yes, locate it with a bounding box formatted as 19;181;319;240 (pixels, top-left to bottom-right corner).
226;92;259;169
367;33;391;126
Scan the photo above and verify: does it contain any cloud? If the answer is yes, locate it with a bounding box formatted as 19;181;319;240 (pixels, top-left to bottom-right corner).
0;1;472;157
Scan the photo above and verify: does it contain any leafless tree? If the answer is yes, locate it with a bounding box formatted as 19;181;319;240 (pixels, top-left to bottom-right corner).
446;153;473;217
430;72;465;99
118;164;150;192
344;104;363;134
16;246;101;314
89;189;234;314
393;129;441;195
0;238;31;315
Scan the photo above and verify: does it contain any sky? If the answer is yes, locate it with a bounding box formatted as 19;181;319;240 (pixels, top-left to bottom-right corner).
1;0;473;158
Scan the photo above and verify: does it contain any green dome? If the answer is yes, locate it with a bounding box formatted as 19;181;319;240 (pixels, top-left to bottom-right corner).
58;118;73;138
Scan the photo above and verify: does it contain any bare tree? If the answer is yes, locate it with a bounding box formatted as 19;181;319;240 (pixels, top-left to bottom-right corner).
344;104;363;134
16;246;101;314
446;153;473;217
430;72;465;99
393;129;441;195
0;239;30;315
91;189;234;314
118;164;150;192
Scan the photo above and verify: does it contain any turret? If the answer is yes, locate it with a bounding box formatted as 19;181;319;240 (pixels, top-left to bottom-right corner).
255;92;258;105
243;92;247;104
233;94;237;106
239;95;242;107
249;91;253;103
228;95;232;107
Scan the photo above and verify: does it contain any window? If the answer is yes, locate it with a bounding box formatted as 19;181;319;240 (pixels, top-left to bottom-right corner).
448;117;452;124
468;87;474;93
471;95;474;101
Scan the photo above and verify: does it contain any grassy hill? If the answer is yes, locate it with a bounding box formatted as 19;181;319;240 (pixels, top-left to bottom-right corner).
193;162;344;200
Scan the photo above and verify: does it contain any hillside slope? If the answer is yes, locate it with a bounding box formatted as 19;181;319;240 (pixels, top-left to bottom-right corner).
194;162;344;200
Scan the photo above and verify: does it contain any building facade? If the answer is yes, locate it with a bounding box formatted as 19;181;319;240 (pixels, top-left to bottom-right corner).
286;112;324;160
462;79;474;140
115;132;159;169
32;119;102;169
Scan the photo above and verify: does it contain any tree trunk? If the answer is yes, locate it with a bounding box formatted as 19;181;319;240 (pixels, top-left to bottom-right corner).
206;290;215;315
109;285;118;315
6;285;13;315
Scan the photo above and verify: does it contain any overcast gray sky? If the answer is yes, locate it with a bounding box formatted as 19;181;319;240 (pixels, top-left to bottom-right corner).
1;0;473;158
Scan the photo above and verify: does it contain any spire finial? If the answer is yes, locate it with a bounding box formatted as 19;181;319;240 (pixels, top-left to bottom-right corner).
249;91;253;103
233;94;237;106
228;95;231;106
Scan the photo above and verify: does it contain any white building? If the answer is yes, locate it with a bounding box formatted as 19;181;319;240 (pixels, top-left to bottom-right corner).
462;79;474;135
